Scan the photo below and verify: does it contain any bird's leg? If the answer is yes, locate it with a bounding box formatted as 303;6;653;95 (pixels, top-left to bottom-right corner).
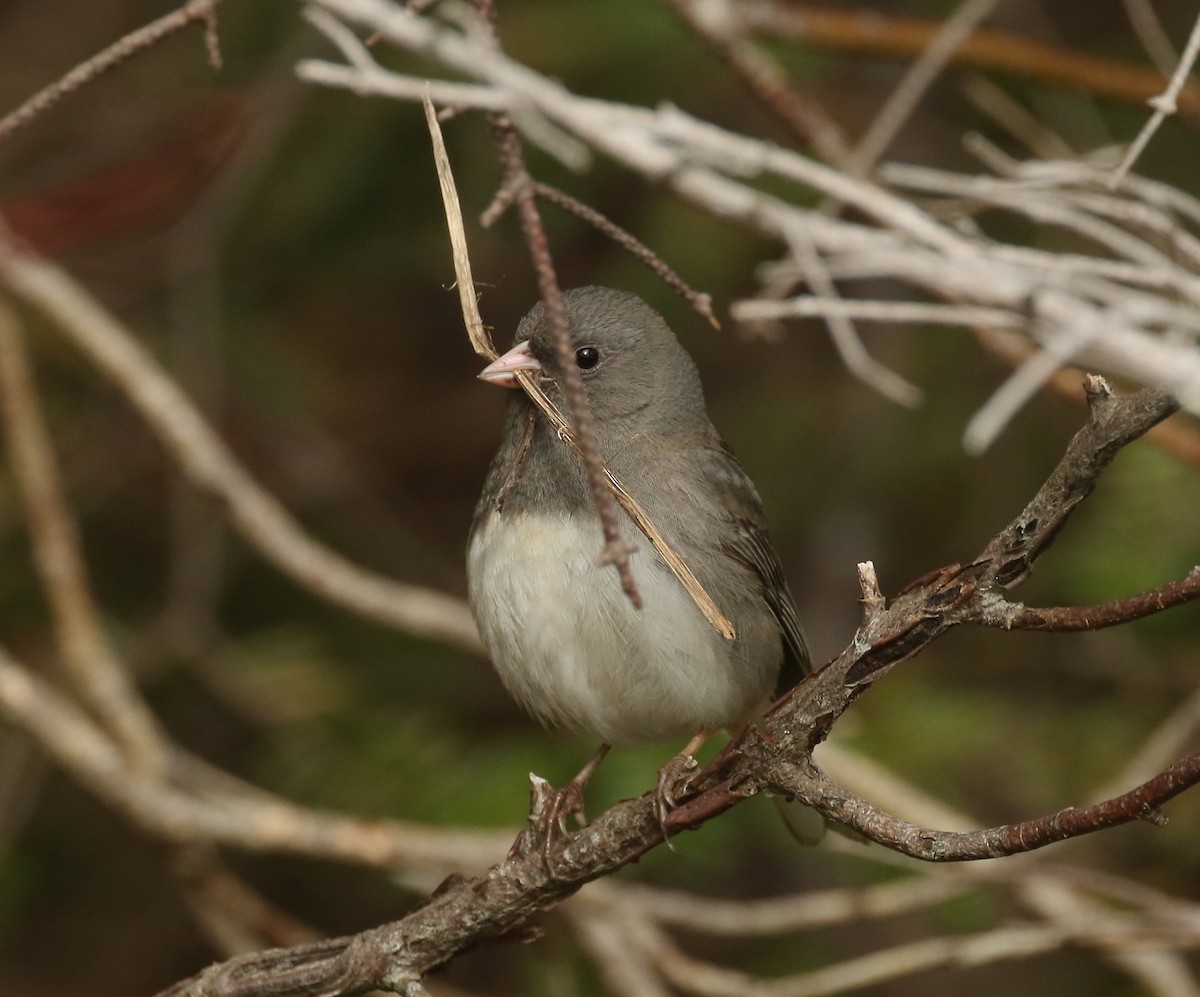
511;743;611;863
655;731;709;827
545;742;610;836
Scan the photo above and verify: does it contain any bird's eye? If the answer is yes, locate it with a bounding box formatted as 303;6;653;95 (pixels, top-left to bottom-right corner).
575;346;600;370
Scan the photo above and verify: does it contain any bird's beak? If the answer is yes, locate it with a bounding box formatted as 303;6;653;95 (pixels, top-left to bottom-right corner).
477;339;541;389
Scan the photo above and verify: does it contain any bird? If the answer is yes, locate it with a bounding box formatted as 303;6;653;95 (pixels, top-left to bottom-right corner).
466;286;812;837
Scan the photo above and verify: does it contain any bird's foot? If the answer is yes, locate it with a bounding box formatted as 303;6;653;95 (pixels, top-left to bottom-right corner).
655;751;700;827
508;745;611;869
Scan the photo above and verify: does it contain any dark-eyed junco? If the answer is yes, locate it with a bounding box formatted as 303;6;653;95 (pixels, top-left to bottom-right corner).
467;286;812;833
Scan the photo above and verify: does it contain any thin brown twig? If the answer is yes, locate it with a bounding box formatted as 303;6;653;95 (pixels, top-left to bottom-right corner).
660;0;850;164
0;299;166;770
816;747;1200;996
473;0;641;609
494;123;642;608
992;567;1200;632
736;0;1200;122
532;181;718;328
788;748;1200;861
0;0;226;143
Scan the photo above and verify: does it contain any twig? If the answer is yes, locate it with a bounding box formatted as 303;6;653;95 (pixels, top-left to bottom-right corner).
616;876;968;935
0;299;166;770
0;641;511;871
788;750;1200;860
732;296;1020;329
989;567;1200;632
473;0;642;610
660;0;850;164
777;226;923;406
1121;0;1179;76
175;848;321;954
0;0;226;143
651;914;1200;997
300;7;509;110
959;77;1077;160
844;0;1005;177
962;323;1101;456
532;181;718;328
0;232;482;654
566;906;674;997
1095;686;1200;803
736;0;1200;121
1110;10;1200;186
816;745;1200;996
972;324;1200;469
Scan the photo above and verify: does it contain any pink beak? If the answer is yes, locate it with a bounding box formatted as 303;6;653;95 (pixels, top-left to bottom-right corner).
478;339;542;389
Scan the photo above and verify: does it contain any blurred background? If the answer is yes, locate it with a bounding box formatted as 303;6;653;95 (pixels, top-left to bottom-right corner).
0;0;1198;993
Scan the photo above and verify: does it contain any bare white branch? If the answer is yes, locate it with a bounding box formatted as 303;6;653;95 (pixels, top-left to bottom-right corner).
1110;9;1200;186
300;0;1200;424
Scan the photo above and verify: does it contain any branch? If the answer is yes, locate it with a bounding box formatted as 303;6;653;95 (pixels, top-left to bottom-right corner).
299;0;1200;418
0;299;165;767
783;749;1200;861
992;567;1200;632
0;229;481;654
157;377;1194;995
0;0;225;143
736;0;1200;122
0;641;511;872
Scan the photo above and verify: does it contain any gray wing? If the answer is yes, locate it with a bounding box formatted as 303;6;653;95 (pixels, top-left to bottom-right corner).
704;443;810;689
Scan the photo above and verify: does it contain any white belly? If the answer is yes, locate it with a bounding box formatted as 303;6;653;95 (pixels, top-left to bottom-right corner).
468;512;764;746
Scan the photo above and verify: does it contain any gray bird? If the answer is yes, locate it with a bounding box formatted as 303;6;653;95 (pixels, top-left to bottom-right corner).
467;286;812;831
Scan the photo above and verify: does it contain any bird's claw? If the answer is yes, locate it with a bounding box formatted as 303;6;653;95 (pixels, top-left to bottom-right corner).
508;773;589;867
655;752;700;827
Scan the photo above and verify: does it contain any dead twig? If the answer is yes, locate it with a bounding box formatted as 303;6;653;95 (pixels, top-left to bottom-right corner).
0;0;226;143
0;300;165;769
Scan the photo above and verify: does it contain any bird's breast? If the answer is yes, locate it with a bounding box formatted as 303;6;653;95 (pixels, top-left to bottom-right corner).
467;510;775;746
